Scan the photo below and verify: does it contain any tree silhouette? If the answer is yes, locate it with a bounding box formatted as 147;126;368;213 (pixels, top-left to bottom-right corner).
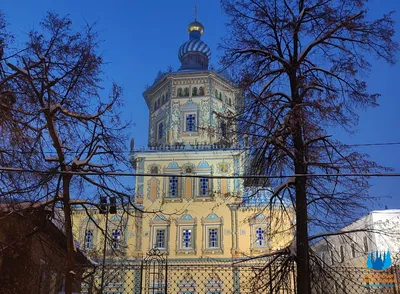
220;0;398;293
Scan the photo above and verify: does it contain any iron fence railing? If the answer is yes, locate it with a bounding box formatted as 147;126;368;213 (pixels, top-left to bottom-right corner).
77;257;399;294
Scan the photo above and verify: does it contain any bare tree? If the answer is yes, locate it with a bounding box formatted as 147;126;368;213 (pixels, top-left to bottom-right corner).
220;0;398;293
0;12;136;293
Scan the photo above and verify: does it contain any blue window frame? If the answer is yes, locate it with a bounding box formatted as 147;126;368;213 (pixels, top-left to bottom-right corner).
208;228;218;248
199;178;209;196
182;229;192;248
112;229;121;249
158;122;164;140
169;176;178;197
186;114;196;132
85;229;93;249
156;229;166;249
256;227;265;246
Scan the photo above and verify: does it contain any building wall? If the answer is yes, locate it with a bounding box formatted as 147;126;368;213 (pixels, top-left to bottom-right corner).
312;210;400;268
72;150;293;260
0;211;86;294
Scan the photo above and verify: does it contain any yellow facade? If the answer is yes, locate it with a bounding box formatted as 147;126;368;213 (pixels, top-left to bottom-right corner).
71;17;294;293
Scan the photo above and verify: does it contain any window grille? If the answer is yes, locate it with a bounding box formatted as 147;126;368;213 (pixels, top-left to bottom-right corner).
208;228;218;248
156;229;166;249
186;114;196;132
182;229;192;248
85;230;93;249
200;178;209;196
112;229;121;249
256;227;265;246
169;176;178;197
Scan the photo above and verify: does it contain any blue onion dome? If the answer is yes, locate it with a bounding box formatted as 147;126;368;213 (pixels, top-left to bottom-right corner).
178;20;211;70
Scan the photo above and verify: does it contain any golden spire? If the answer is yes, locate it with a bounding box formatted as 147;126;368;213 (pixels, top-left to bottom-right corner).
194;4;197;21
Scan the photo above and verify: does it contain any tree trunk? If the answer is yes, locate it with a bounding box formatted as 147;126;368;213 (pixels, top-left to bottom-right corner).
293;119;311;294
62;173;75;294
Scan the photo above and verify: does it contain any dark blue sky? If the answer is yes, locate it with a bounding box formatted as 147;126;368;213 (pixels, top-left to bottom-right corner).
2;0;400;209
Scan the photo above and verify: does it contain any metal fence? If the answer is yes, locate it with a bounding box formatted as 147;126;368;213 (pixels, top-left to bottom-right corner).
78;251;400;293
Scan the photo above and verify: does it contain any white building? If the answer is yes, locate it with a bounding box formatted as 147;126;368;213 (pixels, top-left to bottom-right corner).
312;209;400;267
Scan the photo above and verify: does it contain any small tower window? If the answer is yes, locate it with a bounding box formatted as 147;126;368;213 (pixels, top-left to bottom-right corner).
186;114;196;132
228;97;232;106
158;122;164;140
219;92;222;100
192;87;198;96
177;88;183;97
199;87;204;95
162;95;166;104
220;122;227;138
215;89;218;98
184;87;189;97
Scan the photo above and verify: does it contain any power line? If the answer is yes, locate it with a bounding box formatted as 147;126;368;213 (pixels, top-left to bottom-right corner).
1;166;400;179
3;141;400;155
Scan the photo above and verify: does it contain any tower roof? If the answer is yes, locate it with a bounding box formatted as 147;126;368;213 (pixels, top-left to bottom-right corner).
178;18;211;70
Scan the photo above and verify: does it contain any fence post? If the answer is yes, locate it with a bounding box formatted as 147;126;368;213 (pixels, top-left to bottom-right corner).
269;265;273;294
233;265;240;294
165;255;168;294
139;258;143;294
393;265;399;294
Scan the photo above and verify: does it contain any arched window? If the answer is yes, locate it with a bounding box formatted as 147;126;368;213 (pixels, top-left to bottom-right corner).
219;92;222;100
363;236;369;253
184;87;189;96
177;88;183;97
351;243;356;258
162;94;166;104
340;245;345;262
199;87;204;95
215;89;218;98
192;87;198;96
220;122;227;138
228;97;232;106
158;122;164;140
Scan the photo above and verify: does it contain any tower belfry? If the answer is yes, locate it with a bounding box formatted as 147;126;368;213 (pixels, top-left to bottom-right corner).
142;17;240;147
